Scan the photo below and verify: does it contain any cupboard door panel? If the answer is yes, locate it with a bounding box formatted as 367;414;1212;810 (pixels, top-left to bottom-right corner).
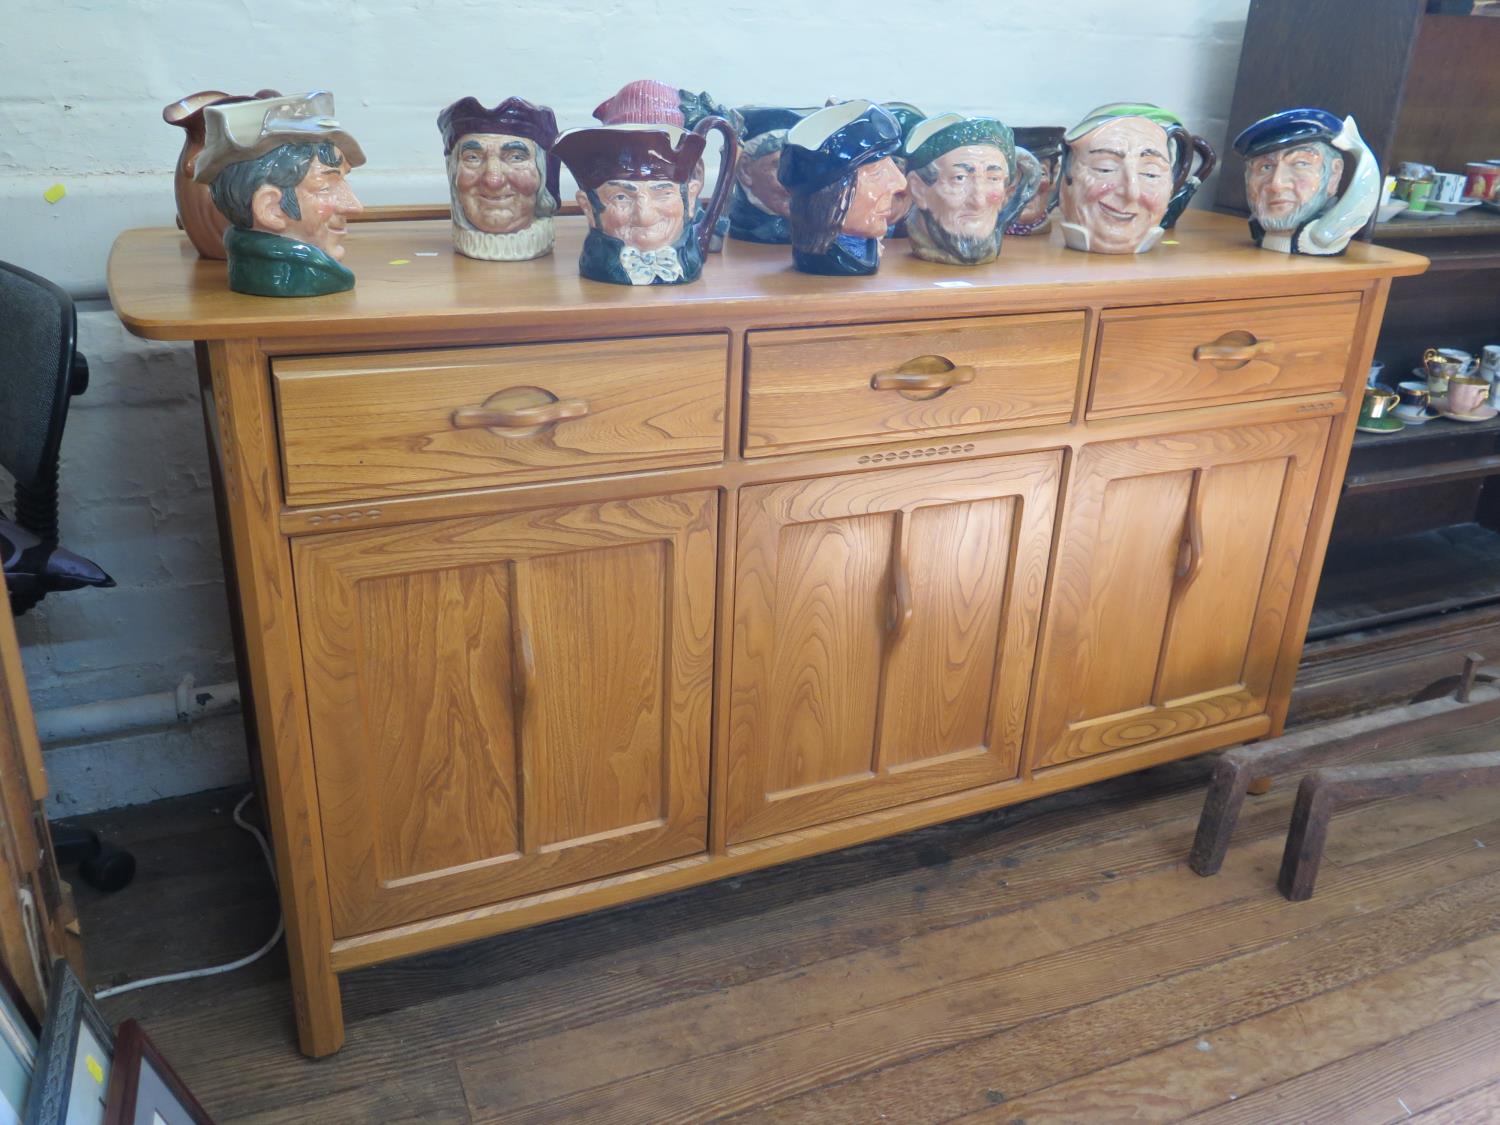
727;454;1060;843
765;515;890;795
524;540;669;847
359;564;520;882
1029;420;1330;769
880;497;1015;768
295;492;716;936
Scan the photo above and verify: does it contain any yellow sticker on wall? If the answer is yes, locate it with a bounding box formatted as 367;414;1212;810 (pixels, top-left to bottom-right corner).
43;183;66;204
85;1054;103;1083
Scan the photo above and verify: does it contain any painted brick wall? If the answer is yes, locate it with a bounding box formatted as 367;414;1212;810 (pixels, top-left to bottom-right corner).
4;0;1251;813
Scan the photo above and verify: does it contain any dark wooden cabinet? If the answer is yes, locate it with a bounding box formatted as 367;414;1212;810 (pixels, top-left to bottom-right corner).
1218;0;1500;721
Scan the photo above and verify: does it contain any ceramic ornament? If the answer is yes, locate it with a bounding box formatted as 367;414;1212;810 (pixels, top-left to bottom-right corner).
730;106;818;244
194;91;366;297
1053;102;1215;255
902;113;1041;266
164;88;281;259
437;96;560;262
552;118;739;286
1233;108;1379;256
778;100;906;276
593;81;741;251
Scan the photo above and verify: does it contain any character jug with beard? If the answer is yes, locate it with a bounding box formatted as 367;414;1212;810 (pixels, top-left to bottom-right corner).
1233;108;1379;256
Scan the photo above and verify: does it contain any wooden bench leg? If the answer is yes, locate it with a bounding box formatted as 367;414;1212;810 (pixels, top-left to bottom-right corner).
1277;749;1500;902
1188;755;1256;876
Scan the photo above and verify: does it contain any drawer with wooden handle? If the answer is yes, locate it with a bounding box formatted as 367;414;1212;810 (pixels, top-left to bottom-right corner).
742;312;1086;458
273;334;728;505
1089;293;1362;418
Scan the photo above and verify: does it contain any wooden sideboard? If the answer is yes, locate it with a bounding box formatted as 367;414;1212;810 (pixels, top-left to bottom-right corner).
106;211;1425;1056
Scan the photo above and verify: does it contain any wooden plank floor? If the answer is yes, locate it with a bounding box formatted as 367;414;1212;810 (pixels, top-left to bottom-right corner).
68;717;1500;1123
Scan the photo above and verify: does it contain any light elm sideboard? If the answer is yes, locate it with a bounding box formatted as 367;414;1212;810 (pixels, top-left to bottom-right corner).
108;210;1425;1056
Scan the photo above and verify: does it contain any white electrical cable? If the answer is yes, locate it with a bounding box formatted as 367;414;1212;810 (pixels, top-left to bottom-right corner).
94;791;284;1001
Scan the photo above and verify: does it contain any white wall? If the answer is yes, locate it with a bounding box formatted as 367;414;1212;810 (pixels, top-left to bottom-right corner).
3;0;1251;813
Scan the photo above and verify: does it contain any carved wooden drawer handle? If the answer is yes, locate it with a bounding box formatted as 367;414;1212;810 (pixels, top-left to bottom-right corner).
886;511;914;639
1193;331;1275;367
452;397;590;430
870;355;976;394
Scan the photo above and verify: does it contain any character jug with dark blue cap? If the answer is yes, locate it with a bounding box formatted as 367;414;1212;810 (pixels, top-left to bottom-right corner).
778;100;907;276
1233;108;1379;256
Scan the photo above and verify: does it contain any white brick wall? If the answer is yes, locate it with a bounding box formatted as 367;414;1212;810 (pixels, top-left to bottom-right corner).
4;0;1250;812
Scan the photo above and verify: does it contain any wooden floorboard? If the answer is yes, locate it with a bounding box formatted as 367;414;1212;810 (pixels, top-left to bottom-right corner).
68;722;1500;1123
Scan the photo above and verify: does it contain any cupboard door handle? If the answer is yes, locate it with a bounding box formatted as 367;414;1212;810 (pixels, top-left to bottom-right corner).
513;622;536;713
886;511;914;639
870;358;976;393
1193;332;1275;367
452;397;590;431
1175;475;1205;591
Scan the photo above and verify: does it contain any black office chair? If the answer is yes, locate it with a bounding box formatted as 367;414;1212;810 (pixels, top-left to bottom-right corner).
0;261;114;614
1;261;132;892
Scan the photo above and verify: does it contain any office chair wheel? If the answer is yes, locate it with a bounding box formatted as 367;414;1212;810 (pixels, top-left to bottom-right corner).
78;844;135;893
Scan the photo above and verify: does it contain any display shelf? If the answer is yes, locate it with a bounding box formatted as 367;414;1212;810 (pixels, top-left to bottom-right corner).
1307;522;1500;640
1374;208;1500;241
1351;408;1500;449
1343;453;1500;495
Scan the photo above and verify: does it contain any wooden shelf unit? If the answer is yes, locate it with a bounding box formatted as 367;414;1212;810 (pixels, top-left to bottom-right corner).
1218;0;1500;719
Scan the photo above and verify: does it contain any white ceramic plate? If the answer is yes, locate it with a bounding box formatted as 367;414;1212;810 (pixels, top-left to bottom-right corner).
1397;207;1445;220
1376;200;1408;223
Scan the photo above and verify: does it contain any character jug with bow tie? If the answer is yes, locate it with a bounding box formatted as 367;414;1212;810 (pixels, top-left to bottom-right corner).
552;119;738;286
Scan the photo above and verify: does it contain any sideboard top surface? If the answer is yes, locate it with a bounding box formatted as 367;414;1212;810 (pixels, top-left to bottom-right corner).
108;210;1427;343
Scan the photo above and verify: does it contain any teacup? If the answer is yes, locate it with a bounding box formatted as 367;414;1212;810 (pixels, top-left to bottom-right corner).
1480;344;1500;379
1395;380;1430;418
1424;346;1470;394
1447;375;1489;416
1359;385;1400;425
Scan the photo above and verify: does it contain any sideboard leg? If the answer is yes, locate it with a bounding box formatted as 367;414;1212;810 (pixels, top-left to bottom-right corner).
1188;755;1251;876
205;340;343;1056
291;961;344;1058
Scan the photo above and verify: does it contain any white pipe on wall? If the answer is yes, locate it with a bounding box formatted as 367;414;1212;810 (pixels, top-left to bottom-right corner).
34;674;240;747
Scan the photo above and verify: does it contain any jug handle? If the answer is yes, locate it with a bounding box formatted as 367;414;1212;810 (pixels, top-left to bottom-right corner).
691;115;740;257
996;146;1043;230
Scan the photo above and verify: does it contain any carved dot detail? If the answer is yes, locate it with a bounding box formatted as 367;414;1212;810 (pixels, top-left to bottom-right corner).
857;443;976;465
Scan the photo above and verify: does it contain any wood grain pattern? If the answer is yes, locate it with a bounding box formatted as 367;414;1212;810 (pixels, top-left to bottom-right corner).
742;313;1084;456
273;335;727;504
726;454;1059;843
292;491;716;935
105;212;1426;344
1090;293;1361;417
205;338;344;1057
1028;418;1331;769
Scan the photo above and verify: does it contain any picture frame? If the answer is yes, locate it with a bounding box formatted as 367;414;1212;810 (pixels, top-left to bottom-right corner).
0;960;37;1125
22;960;111;1125
101;1022;212;1125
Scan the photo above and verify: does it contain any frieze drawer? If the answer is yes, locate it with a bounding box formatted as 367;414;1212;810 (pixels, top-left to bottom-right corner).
1089;293;1361;418
742;312;1086;458
273;334;728;505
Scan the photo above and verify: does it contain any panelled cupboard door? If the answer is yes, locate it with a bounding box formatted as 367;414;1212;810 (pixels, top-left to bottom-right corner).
1028;419;1331;769
726;453;1061;844
293;491;717;936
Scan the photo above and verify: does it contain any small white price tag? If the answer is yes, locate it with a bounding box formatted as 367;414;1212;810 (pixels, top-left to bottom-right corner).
934;281;974;288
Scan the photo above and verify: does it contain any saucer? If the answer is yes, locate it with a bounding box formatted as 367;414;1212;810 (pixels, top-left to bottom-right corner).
1356;415;1406;433
1393;405;1435;424
1439;404;1499;423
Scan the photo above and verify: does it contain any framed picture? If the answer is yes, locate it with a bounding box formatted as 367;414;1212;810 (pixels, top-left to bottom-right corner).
0;958;39;1125
101;1022;211;1125
22;961;111;1125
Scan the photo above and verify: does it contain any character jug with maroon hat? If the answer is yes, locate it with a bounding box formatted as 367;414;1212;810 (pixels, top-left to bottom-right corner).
437;96;561;261
551;117;738;286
